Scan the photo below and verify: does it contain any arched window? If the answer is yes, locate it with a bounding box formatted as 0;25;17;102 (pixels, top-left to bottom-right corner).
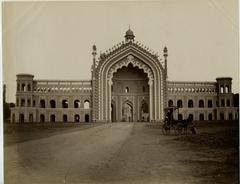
125;87;129;93
27;84;31;91
84;100;90;109
62;100;68;108
188;100;193;108
50;100;56;108
40;99;45;108
85;114;89;122
199;114;204;120
221;99;225;107
220;85;224;93
75;114;80;122
178;114;183;120
17;84;20;92
63;114;68;122
168;100;173;107
50;114;55;122
208;113;213;120
142;86;145;92
225;85;229;93
40;114;45;122
177;100;183;108
16;98;19;107
208;100;213;108
29;114;33;122
220;113;224;120
33;100;36;107
74;100;80;108
21;99;25;107
188;114;193;121
19;114;24;123
229;113;233;120
21;83;26;91
27;99;31;107
199;100;204;108
226;99;230;107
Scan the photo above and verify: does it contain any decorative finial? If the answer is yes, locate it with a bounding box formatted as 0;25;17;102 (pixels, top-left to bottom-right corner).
92;44;97;68
125;26;135;42
163;46;168;57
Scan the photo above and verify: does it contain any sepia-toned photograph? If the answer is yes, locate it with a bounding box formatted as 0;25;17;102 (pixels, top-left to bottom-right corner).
2;1;239;184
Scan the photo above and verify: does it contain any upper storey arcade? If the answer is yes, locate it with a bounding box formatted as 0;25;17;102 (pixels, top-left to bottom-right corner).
16;74;92;95
167;81;217;94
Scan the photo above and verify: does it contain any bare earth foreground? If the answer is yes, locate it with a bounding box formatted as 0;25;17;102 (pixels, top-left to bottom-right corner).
4;121;238;184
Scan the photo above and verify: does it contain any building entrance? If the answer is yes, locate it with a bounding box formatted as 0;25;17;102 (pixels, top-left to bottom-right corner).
111;63;149;122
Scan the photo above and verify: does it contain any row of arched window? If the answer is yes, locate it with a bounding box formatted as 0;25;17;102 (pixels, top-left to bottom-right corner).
168;99;231;108
16;98;90;108
35;87;92;93
39;114;89;122
40;99;90;109
16;113;90;123
168;99;211;108
177;112;233;121
219;85;230;93
17;83;31;92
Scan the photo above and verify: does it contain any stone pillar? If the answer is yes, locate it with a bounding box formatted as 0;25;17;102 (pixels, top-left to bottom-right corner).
149;80;153;121
108;79;112;122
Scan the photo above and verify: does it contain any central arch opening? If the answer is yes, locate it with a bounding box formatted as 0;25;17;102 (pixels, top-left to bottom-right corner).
111;63;149;122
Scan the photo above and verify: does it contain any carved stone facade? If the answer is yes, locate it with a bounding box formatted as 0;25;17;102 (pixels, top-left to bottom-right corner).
10;29;238;123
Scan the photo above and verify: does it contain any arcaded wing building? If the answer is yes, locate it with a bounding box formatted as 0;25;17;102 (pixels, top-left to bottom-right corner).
11;30;239;123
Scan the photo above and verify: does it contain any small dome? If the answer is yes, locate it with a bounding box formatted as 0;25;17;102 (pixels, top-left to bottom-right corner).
126;28;134;36
125;28;135;42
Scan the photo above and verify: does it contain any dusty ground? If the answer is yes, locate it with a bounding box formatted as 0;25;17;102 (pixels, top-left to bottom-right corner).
4;121;238;184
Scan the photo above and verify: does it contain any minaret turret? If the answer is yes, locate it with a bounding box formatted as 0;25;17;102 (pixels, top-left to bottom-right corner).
92;44;97;67
163;46;168;78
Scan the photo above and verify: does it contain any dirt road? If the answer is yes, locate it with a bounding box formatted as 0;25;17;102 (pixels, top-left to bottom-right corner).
4;122;238;184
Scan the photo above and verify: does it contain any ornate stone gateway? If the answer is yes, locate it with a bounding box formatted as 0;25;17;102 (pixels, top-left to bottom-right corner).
10;29;239;123
91;29;167;122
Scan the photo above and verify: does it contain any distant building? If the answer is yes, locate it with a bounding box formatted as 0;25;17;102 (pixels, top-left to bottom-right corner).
10;29;239;123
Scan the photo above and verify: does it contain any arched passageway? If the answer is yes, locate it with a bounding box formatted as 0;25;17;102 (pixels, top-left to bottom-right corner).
50;115;55;122
111;63;149;122
40;114;45;122
19;114;24;123
85;114;89;122
141;101;149;122
75;114;80;122
122;101;133;122
111;101;116;122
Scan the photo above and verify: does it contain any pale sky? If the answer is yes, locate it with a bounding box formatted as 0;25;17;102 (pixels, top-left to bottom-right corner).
2;0;239;103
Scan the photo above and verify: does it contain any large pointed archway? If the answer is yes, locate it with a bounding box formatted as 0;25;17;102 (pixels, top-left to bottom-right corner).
92;30;167;123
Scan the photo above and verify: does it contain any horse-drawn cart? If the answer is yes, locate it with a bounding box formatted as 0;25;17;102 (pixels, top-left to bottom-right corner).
162;106;196;135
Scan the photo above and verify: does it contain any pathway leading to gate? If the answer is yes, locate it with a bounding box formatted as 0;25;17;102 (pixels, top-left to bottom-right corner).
4;122;236;184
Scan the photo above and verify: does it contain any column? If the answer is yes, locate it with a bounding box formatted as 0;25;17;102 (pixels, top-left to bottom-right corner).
108;79;112;122
149;80;153;121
